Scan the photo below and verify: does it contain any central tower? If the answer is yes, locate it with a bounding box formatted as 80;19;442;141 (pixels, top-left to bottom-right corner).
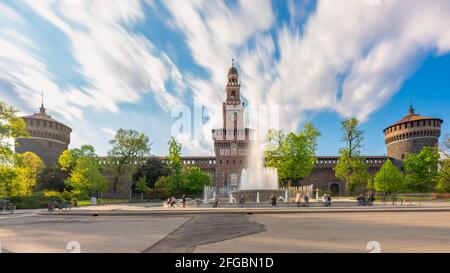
212;61;251;191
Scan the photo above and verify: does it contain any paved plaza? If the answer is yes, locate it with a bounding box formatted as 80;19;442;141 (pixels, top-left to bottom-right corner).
1;204;450;253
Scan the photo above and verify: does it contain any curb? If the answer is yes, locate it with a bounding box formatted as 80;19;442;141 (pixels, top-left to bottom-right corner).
37;206;450;217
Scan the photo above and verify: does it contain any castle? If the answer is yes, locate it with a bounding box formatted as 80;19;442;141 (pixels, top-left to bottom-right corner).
15;101;71;167
15;63;443;195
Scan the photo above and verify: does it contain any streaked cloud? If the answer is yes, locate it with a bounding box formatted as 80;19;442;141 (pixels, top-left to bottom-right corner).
1;0;450;156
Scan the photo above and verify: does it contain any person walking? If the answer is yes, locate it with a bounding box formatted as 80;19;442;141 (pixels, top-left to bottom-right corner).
368;193;375;206
182;194;186;208
239;195;245;208
270;194;277;208
327;194;332;207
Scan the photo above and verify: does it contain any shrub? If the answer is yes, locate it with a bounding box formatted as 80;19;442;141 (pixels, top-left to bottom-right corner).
148;188;171;200
8;192;65;209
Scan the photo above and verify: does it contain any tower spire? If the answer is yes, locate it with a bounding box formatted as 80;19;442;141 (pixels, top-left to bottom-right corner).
408;90;415;115
39;86;46;115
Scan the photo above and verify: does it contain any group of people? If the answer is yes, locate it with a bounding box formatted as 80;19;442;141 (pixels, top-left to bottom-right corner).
357;194;375;206
164;194;187;208
323;194;332;207
238;194;280;208
295;193;310;207
162;192;379;209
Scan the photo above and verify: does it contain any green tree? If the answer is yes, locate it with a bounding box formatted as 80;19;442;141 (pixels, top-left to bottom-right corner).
14;152;46;195
182;167;211;195
335;150;369;192
135;176;150;200
165;137;183;192
264;123;320;187
335;118;369;192
59;145;95;172
374;159;405;195
59;145;108;196
167;137;182;175
66;158;107;196
0;101;28;162
155;176;172;190
0;101;28;196
58;149;75;171
436;134;450;193
155;167;210;196
36;166;69;192
0;165;18;197
436;158;450;194
107;129;151;195
403;146;439;192
132;157;169;188
442;134;450;157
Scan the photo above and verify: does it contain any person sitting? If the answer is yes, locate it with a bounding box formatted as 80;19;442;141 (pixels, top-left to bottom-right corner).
169;196;177;207
357;194;366;206
212;197;219;208
322;194;329;207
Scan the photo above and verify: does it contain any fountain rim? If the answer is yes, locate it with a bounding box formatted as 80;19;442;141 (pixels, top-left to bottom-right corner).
235;189;285;192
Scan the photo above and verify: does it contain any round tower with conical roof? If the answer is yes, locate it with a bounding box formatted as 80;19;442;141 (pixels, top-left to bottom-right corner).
384;105;443;167
15;101;72;167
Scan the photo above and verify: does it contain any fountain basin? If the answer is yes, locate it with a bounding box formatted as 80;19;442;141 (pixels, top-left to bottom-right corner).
233;189;286;203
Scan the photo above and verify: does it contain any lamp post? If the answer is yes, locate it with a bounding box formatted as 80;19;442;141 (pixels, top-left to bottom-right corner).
383;155;386;205
91;157;94;198
428;167;432;200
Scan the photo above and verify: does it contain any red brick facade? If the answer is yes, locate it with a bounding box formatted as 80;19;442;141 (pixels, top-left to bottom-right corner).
212;63;251;188
384;105;443;167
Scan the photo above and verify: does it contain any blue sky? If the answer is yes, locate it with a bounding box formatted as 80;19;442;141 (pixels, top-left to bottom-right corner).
1;0;449;157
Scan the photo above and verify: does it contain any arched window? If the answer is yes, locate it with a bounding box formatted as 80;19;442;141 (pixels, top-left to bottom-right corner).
231;90;236;98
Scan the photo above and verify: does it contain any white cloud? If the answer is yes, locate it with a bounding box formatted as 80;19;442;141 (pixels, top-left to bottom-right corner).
1;0;185;122
163;0;450;155
3;0;450;157
163;0;275;154
101;128;117;136
272;0;450;126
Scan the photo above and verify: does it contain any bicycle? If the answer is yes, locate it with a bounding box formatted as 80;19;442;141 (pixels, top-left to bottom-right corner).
48;200;73;213
0;200;16;214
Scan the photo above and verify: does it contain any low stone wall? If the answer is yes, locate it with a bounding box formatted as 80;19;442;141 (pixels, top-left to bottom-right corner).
191;201;358;208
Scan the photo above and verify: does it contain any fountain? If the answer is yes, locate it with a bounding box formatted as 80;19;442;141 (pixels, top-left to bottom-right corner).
232;134;286;203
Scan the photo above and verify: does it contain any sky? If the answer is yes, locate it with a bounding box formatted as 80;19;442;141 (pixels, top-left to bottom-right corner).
1;0;449;157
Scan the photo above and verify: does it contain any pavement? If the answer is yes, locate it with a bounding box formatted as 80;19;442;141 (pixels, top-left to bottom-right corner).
0;214;189;253
2;202;450;253
195;212;450;253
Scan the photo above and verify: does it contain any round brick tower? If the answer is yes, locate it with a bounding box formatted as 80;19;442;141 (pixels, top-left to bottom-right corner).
15;103;71;167
384;105;443;167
